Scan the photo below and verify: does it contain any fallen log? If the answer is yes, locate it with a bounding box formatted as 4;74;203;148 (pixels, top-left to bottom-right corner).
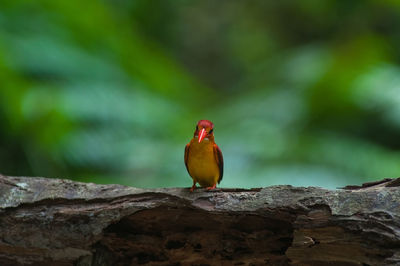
0;174;399;265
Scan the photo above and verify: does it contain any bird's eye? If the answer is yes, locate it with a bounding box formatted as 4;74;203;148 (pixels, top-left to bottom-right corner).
209;129;213;134
196;126;198;131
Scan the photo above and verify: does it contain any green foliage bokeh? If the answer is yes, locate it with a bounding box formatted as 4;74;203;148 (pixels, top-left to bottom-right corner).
1;0;400;188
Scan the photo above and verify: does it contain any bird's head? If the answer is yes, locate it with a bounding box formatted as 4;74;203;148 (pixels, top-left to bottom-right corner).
194;120;214;143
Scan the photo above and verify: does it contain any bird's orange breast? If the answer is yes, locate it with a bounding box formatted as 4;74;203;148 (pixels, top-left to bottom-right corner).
187;139;220;187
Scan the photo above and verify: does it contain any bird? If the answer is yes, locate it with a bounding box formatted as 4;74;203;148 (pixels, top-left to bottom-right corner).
184;120;223;192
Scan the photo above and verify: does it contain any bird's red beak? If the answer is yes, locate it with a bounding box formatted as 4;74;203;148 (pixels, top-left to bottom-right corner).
198;128;207;143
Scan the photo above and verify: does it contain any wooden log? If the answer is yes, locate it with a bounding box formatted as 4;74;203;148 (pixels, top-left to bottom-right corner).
0;174;399;265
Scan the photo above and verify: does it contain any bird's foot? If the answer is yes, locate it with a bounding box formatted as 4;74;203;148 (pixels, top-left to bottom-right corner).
206;184;217;190
190;184;196;192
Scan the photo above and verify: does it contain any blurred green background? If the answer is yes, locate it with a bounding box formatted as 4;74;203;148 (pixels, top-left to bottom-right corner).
1;0;400;189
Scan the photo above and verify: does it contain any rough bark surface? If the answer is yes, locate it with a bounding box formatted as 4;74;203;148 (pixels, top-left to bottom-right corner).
0;174;399;266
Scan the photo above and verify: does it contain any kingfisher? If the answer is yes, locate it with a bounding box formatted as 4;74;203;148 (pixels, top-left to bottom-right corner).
184;120;224;191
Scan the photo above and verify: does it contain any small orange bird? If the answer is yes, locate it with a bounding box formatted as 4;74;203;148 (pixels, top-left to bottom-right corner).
184;120;224;191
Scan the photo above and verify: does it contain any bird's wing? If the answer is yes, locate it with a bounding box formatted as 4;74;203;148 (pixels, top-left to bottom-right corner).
213;144;224;183
184;143;190;175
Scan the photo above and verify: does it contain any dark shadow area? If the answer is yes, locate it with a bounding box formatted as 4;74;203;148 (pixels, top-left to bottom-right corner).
93;206;294;265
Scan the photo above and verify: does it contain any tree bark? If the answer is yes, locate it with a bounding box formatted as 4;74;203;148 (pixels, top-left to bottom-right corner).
0;174;399;266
